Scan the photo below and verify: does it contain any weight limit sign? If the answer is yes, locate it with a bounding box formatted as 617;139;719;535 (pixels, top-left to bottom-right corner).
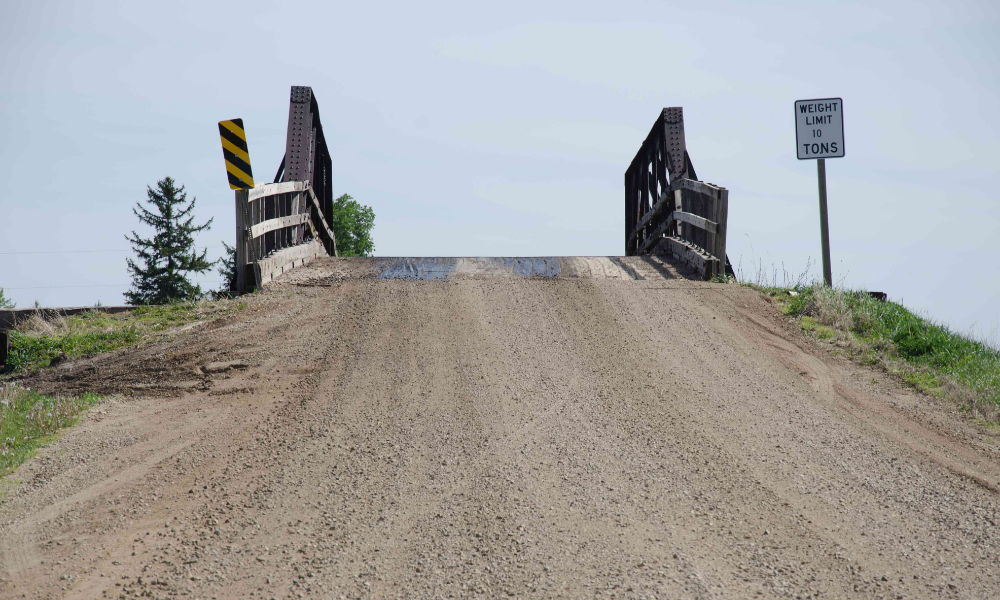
795;98;844;160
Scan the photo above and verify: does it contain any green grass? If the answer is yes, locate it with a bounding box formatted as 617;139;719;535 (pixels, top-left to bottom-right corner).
0;381;100;477
4;299;244;373
799;315;836;340
745;281;1000;421
5;328;142;372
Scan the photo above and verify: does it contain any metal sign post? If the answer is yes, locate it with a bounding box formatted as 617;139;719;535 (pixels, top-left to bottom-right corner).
816;158;832;287
795;98;844;287
219;119;260;292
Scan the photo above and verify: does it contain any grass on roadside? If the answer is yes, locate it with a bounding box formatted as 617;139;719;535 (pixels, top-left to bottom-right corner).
1;381;100;478
744;280;1000;423
4;299;245;373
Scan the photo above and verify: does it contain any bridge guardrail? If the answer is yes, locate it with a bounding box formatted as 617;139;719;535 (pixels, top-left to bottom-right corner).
234;181;337;293
625;108;732;280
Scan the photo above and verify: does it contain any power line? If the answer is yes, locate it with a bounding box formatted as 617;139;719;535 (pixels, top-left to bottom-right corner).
1;250;130;255
0;246;224;256
6;284;133;290
5;282;225;290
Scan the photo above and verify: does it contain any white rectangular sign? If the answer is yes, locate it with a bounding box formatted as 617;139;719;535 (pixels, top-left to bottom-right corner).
795;98;844;159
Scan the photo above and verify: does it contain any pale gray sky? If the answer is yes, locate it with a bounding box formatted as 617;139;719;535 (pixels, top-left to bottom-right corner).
1;0;998;343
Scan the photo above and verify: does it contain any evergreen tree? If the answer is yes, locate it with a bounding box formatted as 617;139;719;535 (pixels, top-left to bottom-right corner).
0;287;14;309
216;241;238;296
125;177;215;305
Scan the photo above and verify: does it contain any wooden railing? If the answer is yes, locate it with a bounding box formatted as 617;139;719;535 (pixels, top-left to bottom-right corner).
230;86;344;293
234;181;337;293
625;108;731;280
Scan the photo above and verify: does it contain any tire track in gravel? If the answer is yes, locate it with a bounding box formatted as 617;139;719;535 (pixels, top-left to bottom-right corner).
529;278;869;599
133;279;387;600
2;257;999;600
600;280;1000;599
21;280;369;599
744;308;1000;496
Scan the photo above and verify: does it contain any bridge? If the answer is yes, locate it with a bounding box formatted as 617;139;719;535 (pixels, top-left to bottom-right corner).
230;88;733;292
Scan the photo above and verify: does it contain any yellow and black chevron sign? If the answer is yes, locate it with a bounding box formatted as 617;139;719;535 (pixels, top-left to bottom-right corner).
218;119;254;190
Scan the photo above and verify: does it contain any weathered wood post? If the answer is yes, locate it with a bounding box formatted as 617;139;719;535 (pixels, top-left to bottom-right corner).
235;190;248;294
0;330;8;371
713;186;729;278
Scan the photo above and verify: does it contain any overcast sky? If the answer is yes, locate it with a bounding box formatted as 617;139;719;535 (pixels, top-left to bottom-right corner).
1;0;997;344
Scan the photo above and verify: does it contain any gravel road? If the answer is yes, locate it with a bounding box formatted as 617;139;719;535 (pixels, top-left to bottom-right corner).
2;256;998;599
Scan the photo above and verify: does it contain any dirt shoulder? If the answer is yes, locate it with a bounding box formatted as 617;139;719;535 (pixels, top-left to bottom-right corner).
1;257;998;599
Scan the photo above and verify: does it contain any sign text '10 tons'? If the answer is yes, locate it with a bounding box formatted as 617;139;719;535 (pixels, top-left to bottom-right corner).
795;98;844;159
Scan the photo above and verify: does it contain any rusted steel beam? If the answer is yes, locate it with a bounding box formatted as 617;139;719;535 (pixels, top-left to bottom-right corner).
281;86;334;234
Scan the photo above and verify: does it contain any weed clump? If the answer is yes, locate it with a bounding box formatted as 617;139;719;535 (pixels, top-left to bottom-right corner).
0;381;100;477
767;283;1000;422
5;328;141;373
893;328;934;359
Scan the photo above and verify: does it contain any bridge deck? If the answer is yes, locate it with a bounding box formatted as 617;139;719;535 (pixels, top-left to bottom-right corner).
277;254;699;284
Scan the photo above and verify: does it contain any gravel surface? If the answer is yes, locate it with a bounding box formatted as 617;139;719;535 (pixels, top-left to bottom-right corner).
1;256;998;599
